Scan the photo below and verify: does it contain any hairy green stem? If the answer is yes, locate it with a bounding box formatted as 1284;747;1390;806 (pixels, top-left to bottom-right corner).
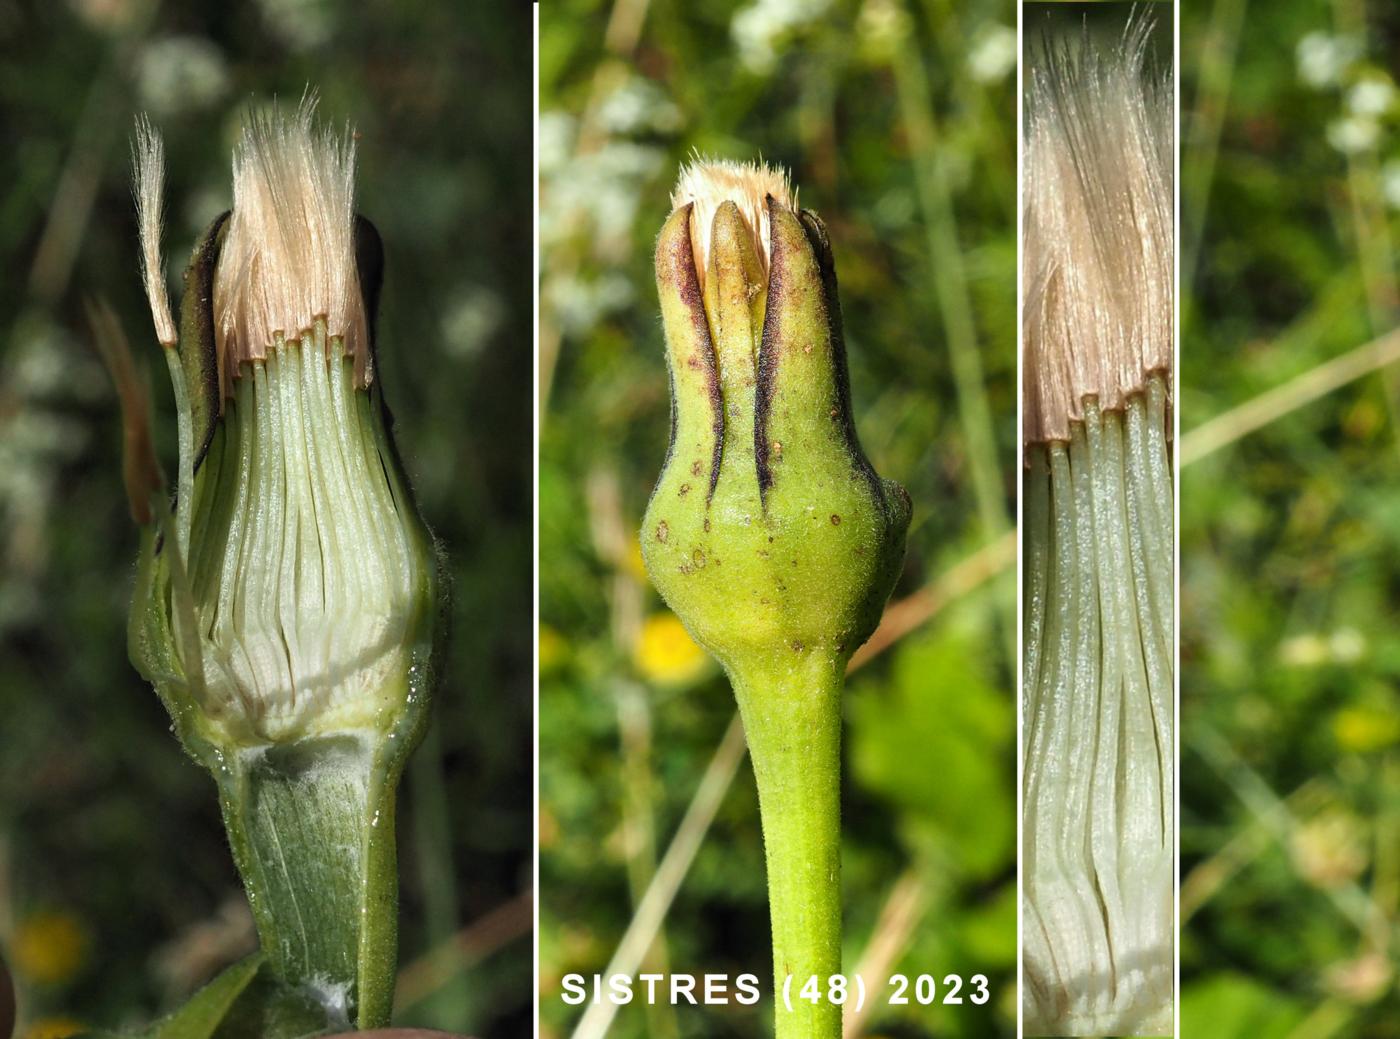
731;650;844;1039
216;735;400;1030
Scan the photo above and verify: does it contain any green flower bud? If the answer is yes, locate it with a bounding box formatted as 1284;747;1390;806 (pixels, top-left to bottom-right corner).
127;103;444;1029
642;162;910;673
641;160;909;1039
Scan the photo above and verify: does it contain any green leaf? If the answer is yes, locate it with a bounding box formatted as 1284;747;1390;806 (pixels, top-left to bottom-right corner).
1180;974;1307;1037
140;955;264;1039
849;623;1014;879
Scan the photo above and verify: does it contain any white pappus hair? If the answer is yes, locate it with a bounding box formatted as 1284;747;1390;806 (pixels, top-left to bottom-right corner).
133;115;178;348
672;156;797;293
1023;17;1173;445
212;98;371;402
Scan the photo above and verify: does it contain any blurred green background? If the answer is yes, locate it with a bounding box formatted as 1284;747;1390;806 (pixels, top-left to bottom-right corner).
0;1;531;1036
1181;0;1400;1034
539;1;1016;1036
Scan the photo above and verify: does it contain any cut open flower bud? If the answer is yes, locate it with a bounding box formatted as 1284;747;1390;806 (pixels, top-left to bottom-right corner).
1022;20;1174;1038
127;101;444;1030
642;159;909;1039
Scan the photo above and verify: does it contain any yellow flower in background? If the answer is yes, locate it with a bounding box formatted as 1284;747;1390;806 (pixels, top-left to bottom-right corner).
11;911;85;986
22;1018;86;1039
538;624;569;673
1334;703;1400;752
623;534;648;582
633;613;707;685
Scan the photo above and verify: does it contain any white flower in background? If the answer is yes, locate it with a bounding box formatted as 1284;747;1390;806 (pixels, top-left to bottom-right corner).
542;140;665;257
441;285;506;360
1296;31;1362;89
1327;114;1380;154
136;36;229;117
538;111;576;177
546;272;634;336
597;78;683;136
0;320;102;630
1279;628;1367;665
539;74;683;342
968;23;1017;84
1347;75;1396;117
1329;627;1366;663
732;0;833;75
1279;632;1328;667
855;0;909;63
1381;159;1400;209
255;0;335;51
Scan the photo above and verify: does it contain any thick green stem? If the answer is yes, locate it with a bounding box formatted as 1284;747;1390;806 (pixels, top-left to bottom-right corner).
730;650;844;1039
216;733;401;1031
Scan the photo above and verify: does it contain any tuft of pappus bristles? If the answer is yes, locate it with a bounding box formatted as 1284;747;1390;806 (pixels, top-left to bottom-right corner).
213;97;371;401
1023;15;1173;445
671;156;796;293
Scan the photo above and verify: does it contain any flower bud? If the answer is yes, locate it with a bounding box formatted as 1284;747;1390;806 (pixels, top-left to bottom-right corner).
642;160;909;672
130;103;441;752
127;101;444;1025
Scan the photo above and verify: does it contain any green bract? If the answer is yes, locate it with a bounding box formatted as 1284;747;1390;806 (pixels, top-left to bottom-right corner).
642;172;908;1039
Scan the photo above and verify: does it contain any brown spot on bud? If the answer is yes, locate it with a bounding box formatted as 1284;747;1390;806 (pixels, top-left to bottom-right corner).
656;521;670;543
703;517;711;532
691;460;703;476
692;548;707;568
791;640;805;652
830;514;841;525
679;483;691;497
